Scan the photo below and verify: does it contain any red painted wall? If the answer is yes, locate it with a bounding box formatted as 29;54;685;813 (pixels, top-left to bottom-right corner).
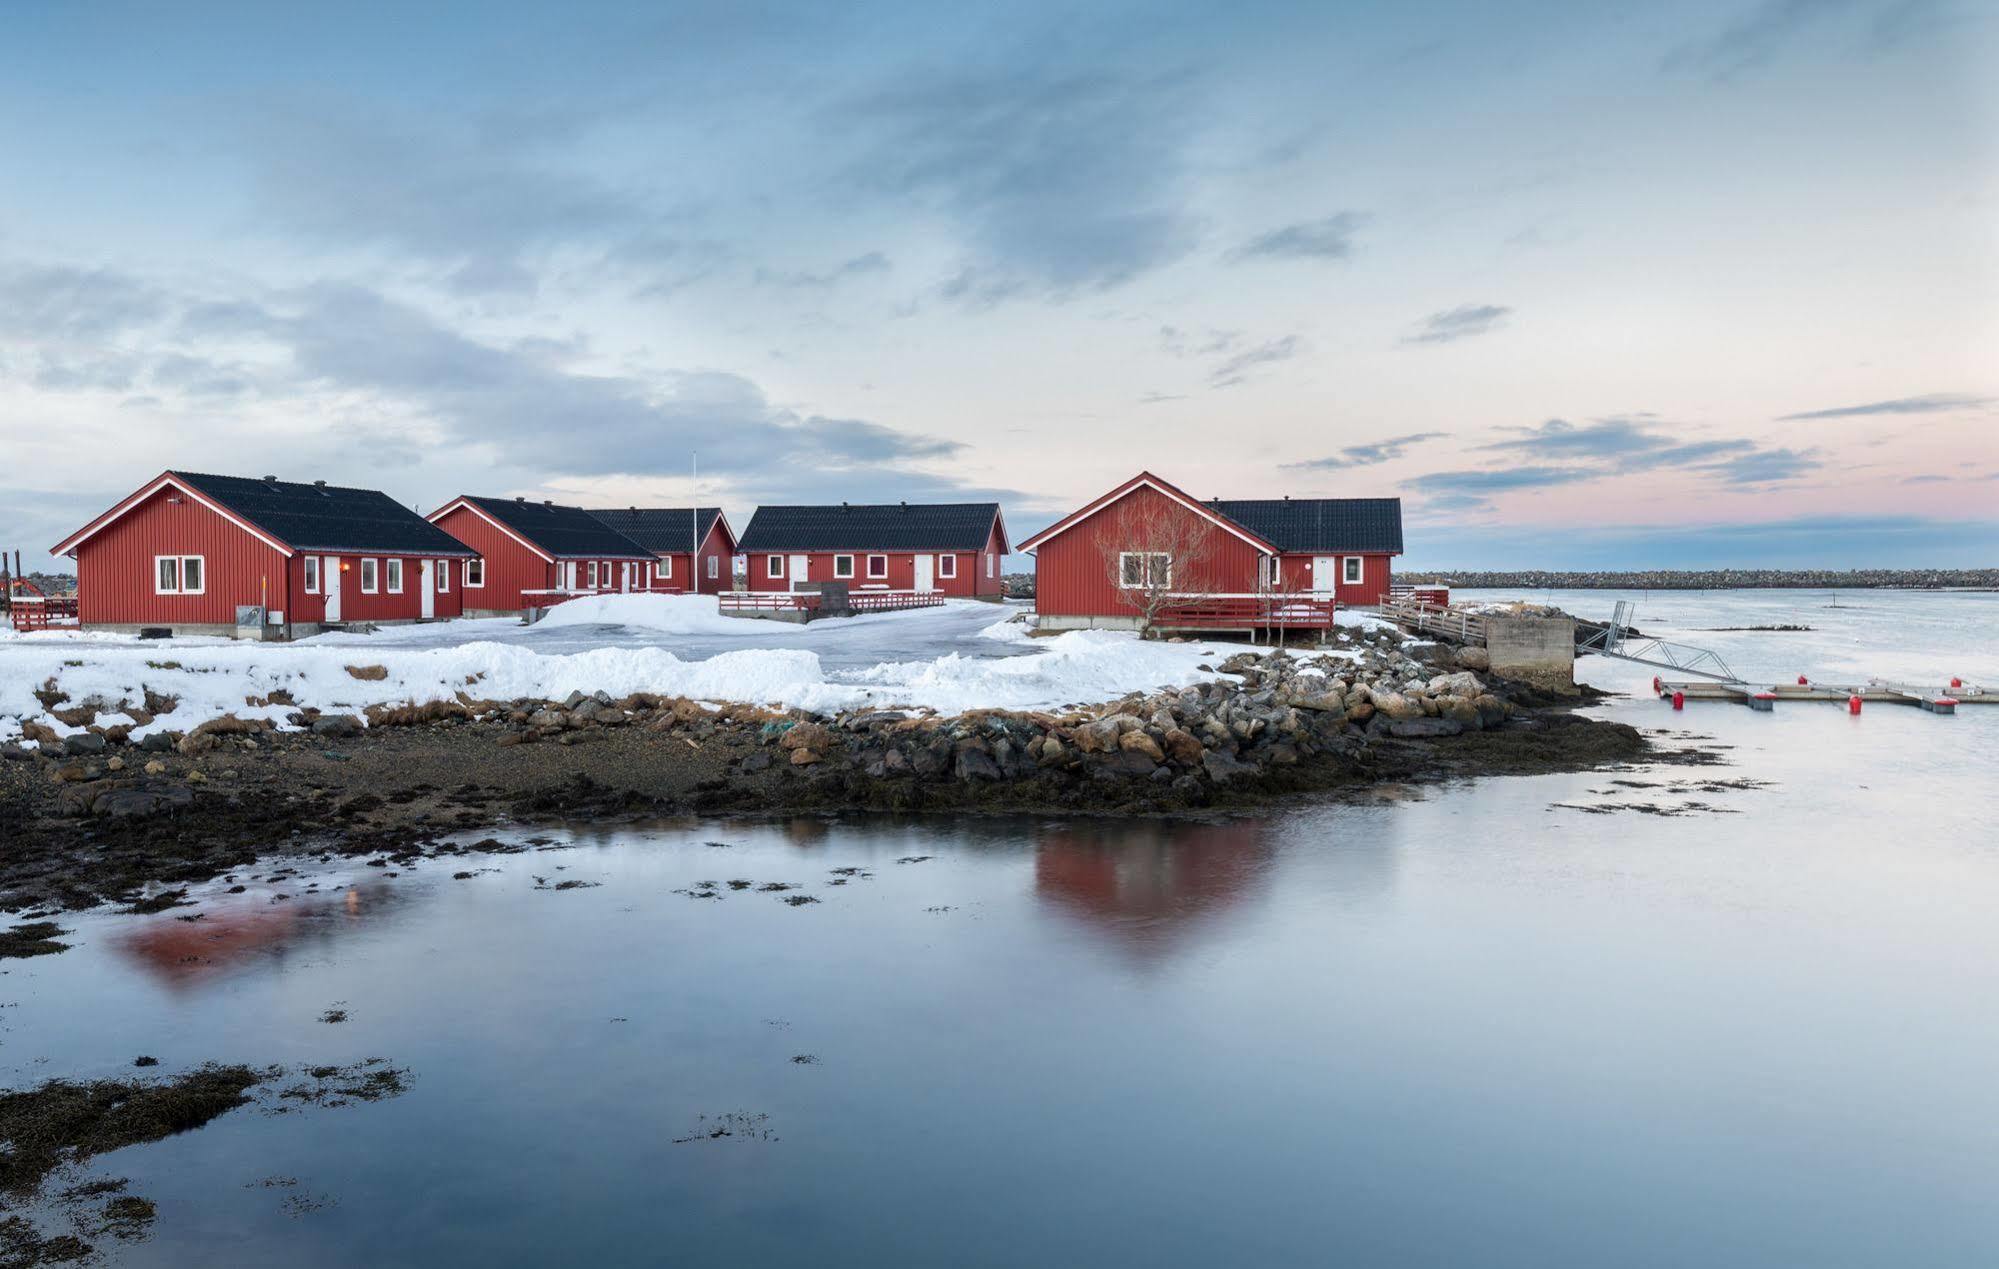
285;553;467;624
633;523;739;593
1272;552;1394;605
75;485;292;626
1030;485;1266;618
745;547;997;596
431;506;556;613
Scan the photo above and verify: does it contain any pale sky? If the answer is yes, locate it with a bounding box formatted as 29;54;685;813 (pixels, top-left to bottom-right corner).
3;0;1995;570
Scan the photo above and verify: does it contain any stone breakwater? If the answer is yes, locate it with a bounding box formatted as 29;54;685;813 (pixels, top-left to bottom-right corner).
1400;568;1998;591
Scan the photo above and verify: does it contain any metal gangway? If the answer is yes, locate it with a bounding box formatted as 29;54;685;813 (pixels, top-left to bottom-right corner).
1577;600;1736;680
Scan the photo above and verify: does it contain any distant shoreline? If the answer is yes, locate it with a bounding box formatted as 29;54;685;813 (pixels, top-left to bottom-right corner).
1399;569;1997;591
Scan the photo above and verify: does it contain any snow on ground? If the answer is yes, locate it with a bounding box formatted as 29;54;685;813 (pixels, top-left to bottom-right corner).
0;597;1259;744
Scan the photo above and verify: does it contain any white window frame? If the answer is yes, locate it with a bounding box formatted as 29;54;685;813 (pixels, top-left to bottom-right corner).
153;554;206;595
866;554;888;579
386;558;404;594
1343;556;1363;585
438;560;451;592
986;552;996;578
303;555;320;594
938;553;957;579
587;561;599;588
1117;551;1170;589
359;558;379;593
833;554;855;579
706;554;719;580
768;555;785;579
465;559;485;588
655;557;672;580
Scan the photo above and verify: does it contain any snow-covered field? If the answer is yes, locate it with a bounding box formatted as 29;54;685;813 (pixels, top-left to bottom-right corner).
0;595;1252;746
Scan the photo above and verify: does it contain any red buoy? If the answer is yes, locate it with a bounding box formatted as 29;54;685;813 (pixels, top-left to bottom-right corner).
1950;677;1962;688
1797;674;1809;685
1848;694;1862;715
1672;690;1684;711
1652;676;1662;695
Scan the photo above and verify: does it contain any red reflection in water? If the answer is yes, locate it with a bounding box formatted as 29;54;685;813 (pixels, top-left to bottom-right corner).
116;883;395;991
1034;820;1274;960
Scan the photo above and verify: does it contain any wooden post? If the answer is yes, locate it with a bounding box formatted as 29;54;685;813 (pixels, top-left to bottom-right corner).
1;547;10;618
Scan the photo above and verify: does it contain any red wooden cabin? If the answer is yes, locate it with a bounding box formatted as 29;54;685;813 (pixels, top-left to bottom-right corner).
426;496;656;616
1018;471;1403;633
737;502;1009;599
50;471;477;638
584;507;738;593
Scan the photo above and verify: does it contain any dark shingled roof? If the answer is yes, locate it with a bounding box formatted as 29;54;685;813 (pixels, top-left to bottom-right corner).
173;472;475;556
457;496;653;559
585;507;726;554
1210;497;1403;554
739;503;1002;552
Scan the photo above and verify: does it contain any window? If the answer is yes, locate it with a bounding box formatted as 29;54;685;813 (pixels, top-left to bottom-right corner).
706;554;719;579
986;552;996;578
360;558;379;593
465;559;485;588
867;554;887;579
153;555;205;595
768;555;785;579
938;554;957;579
1117;552;1171;589
304;556;320;593
438;560;451;592
588;561;599;588
833;554;855;579
386;559;403;593
1344;556;1363;585
655;557;672;580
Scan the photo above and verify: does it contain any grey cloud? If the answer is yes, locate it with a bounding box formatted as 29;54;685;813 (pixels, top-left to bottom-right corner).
1209;335;1302;389
1481;417;1671;461
755;252;891;289
1775;392;1994;420
1159;326;1240;358
1404;304;1511;345
0;262;165;340
1662;0;1859;82
1407;465;1600;495
30;352;143;393
1285;432;1448;470
1707;446;1821;484
846;69;1203;295
1229;212;1366;263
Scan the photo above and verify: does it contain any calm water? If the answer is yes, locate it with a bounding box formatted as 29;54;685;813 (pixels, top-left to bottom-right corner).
6;590;1996;1267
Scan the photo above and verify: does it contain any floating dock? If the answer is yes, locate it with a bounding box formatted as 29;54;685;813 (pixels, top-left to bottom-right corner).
1656;677;1991;715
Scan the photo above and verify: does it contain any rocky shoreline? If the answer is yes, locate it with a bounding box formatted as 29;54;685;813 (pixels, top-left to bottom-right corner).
1399;567;1997;590
0;629;1657;913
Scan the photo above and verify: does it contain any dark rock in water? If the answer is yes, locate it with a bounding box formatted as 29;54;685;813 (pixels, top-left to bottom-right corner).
954;748;1001;781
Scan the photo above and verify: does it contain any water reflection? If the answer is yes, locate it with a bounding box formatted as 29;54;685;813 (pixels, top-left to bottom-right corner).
116;881;406;991
1033;818;1276;962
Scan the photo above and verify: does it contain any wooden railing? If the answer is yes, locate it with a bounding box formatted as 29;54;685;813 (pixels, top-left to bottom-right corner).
848;591;945;613
9;596;80;632
718;592;824;614
1154;593;1339;630
1377;598;1486;643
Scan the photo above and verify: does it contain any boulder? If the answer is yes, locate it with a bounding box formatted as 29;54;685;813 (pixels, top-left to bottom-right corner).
1426;671;1484;698
1453;646;1491;671
954;748;1002;780
1074;718;1124;754
1117;731;1165;762
345;664;390;681
311;714;364;738
1370;692;1425;721
788;747;821;766
1161;728;1205;765
1201;749;1257;784
1096;749;1158;778
779;722;832;752
62;732;108;756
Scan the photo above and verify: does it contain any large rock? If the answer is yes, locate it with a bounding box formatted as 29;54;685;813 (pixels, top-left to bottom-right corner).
1161;728;1205;765
1426;671;1484;698
1201;749;1258;783
62;732;108;756
1388;717;1463;738
311;714;364;738
1370;691;1425;721
954;748;1001;780
778;722;832;752
1074;718;1124;754
1453;646;1491;671
1117;731;1165;762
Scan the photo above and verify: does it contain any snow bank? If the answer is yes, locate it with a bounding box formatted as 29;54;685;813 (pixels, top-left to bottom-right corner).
0;625;1233;744
532;593;774;637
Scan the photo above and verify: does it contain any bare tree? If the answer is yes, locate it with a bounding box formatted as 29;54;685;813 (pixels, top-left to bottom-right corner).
1099;498;1216;637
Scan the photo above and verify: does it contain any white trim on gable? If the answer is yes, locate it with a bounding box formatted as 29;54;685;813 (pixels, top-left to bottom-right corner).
1015;474;1274;556
52;473;296;559
426;498;557;563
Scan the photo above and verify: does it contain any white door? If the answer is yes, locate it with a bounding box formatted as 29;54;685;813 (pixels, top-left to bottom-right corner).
420;560;436;618
324;557;342;621
1312;556;1337;592
789;554;810;591
913;554;934;592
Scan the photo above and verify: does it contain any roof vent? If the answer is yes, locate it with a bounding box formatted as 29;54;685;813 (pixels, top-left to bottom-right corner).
515;496;526;503
313;479;326;487
262;475;278;482
543;499;552;506
900;501;908;511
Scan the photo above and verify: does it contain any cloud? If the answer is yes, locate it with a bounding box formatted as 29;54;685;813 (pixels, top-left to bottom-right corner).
1209;335;1302;388
1228;212;1366;263
755;251;892;289
1775;392;1994;420
845;68;1203;296
1406;465;1600;494
1481;416;1672;461
1403;303;1512;345
1706;446;1821;484
1662;0;1858;82
0;262;166;340
1285;431;1447;470
1158;326;1241;358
